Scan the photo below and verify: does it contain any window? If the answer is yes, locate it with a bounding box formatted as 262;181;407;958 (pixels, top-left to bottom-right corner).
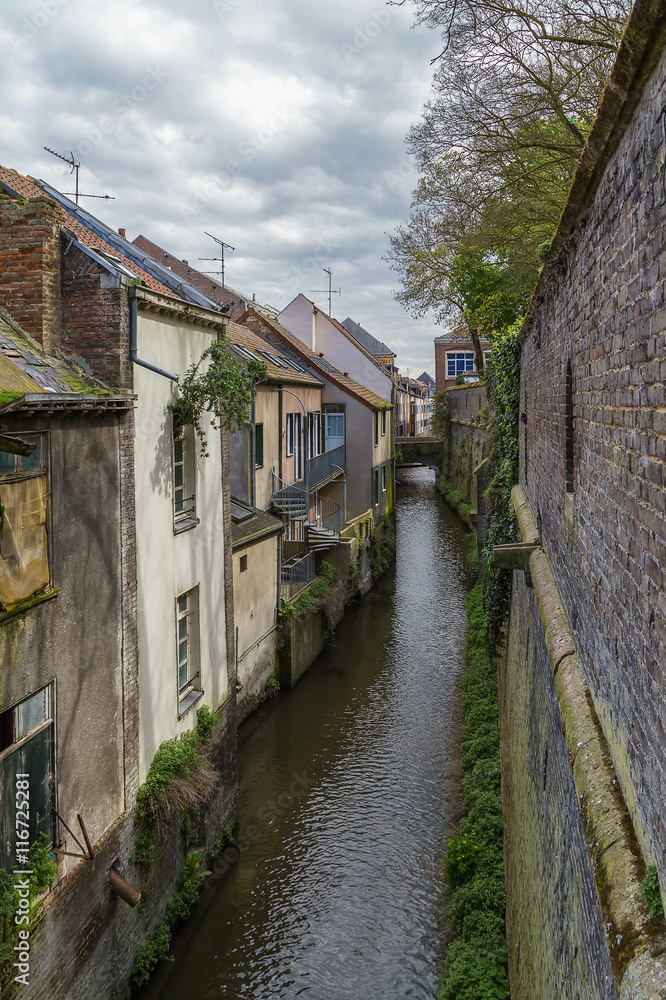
309;412;322;458
374;412;379;447
176;588;201;715
381;465;387;492
173;420;196;529
381;410;386;436
285;413;294;457
255;423;264;468
240;555;248;572
446;352;475;378
294;413;303;480
0;684;54;870
0;433;49;612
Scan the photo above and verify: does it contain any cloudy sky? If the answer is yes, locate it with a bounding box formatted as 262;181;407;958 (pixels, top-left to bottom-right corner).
1;0;442;374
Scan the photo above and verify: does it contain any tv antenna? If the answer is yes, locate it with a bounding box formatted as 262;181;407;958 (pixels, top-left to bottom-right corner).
311;267;341;316
43;147;115;205
200;232;235;308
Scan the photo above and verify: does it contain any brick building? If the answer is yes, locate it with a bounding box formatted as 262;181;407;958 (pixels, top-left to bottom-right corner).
434;330;492;391
501;2;666;996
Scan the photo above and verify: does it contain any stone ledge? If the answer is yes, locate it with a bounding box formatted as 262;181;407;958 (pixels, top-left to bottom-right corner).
511;487;666;995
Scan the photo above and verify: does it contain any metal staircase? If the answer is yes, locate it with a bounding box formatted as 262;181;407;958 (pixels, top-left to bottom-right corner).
271;472;341;553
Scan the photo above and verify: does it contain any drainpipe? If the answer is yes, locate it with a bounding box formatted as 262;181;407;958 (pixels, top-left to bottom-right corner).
129;286;178;381
332;465;346;528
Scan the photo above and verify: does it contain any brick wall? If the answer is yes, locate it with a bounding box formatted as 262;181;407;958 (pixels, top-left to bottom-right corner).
501;576;617;1000
61;244;132;391
517;16;666;958
0;197;62;350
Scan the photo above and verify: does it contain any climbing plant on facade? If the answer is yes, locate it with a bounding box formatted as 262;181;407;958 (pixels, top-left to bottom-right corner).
170;340;267;456
481;324;522;654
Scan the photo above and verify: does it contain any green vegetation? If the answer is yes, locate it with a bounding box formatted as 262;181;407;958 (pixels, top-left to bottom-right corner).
131;850;210;989
481;327;521;655
440;583;509;1000
0;834;58;978
280;561;337;621
436;475;474;529
170;340;267;456
370;527;396;582
134;705;221;859
642;865;664;920
387;0;628;363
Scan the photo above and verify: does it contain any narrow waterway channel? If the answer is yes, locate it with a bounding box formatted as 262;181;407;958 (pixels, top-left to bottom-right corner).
144;467;472;1000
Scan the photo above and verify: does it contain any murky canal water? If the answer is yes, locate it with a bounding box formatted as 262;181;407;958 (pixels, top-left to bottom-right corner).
145;467;471;1000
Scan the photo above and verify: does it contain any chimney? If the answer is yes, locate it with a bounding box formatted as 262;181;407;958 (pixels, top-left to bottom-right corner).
0;195;62;350
118;228;126;238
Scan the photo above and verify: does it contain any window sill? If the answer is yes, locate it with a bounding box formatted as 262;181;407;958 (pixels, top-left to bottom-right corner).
178;689;204;720
0;588;60;625
174;517;200;534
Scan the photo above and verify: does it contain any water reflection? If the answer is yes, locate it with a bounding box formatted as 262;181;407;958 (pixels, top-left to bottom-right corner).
145;468;471;1000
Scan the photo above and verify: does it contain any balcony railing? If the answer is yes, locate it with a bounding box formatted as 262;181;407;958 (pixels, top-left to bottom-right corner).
307;444;345;488
281;550;316;602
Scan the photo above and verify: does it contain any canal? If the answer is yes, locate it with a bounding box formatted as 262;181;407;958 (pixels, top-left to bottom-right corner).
144;467;472;999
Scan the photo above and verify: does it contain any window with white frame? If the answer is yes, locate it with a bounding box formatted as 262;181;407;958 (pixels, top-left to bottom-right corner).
446;352;475;378
176;588;201;715
285;413;294;457
173;419;197;529
0;683;55;870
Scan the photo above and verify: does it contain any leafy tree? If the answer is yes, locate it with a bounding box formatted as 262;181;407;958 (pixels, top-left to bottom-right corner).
387;0;631;336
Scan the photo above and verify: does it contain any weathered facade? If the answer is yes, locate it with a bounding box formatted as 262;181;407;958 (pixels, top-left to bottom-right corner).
503;3;666;996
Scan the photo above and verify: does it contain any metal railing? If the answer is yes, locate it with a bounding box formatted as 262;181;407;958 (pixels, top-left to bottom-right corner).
281;550;316;602
317;495;341;535
307;444;345;488
271;471;308;515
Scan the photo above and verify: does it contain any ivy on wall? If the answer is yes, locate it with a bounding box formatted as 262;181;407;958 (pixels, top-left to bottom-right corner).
170;341;267;456
481;324;522;654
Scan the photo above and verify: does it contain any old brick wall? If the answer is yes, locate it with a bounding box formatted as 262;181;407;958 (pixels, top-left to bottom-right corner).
445;385;491;504
61;244;132;391
0;197;62;350
502;574;618;999
519;37;666;900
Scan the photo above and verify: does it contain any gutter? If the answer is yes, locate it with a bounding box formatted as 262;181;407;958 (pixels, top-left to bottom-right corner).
129;286;178;382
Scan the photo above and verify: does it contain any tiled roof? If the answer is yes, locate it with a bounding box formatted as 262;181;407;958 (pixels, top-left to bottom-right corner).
230;499;283;548
0;307;123;401
240;309;391;411
225;321;322;388
0;166;178;299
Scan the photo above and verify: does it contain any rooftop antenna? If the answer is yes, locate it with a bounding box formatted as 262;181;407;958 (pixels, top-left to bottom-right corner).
42;147;115;205
200;232;235;308
311;267;341;316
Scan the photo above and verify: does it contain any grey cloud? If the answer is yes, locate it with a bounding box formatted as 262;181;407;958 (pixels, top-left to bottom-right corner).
0;0;440;372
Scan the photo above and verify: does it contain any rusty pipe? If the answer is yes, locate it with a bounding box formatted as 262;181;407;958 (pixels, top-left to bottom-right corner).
109;869;141;907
